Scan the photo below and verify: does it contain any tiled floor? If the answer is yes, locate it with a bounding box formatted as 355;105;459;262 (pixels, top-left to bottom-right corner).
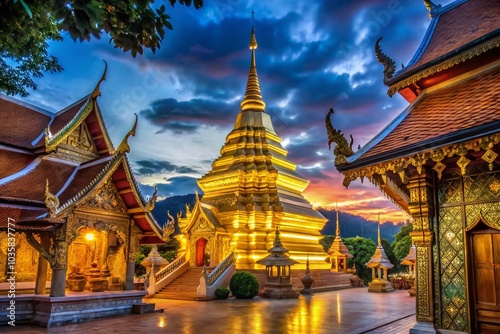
2;288;416;333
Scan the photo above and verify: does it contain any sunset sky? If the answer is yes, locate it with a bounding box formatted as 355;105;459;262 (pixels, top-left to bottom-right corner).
16;0;455;222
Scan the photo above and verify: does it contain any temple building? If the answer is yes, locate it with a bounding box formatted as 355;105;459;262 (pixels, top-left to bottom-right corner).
0;65;170;326
326;0;500;333
177;25;329;270
326;209;353;272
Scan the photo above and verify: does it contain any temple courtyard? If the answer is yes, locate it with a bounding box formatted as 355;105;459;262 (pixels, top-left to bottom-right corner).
2;289;415;333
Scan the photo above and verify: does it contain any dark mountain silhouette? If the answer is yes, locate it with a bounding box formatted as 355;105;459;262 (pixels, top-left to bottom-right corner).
318;208;401;243
151;195;402;242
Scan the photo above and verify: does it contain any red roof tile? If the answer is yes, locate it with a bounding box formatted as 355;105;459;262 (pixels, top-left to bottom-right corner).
0;97;51;148
58;158;112;204
0;158;76;202
396;0;500;77
361;65;500;159
0;206;47;229
0;150;34;179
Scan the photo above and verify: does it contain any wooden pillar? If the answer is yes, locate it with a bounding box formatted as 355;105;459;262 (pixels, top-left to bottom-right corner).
34;234;51;294
126;222;141;290
408;170;436;334
50;228;69;297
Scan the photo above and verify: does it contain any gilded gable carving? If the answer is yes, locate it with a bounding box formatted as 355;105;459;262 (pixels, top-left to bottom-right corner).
67;123;97;153
193;217;213;233
79;179;128;214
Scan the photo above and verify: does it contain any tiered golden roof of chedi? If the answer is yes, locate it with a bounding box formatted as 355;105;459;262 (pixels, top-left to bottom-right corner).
179;26;328;269
0;65;167;244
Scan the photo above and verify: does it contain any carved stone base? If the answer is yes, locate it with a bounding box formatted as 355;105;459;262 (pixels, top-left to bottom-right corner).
408;287;416;297
0;291;146;327
367;279;394;293
259;285;299;299
409;321;437;334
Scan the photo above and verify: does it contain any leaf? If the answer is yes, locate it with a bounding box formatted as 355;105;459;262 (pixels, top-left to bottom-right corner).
19;0;33;18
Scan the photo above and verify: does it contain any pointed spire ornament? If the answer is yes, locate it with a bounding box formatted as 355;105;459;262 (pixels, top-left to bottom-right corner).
375;37;396;83
116;114;138;154
91;60;108;99
300;256;314;295
378;213;381;245
335;202;340;237
240;11;266;112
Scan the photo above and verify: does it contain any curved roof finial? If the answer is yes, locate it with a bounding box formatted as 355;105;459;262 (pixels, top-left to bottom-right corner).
375;37;396;84
145;185;158;212
240;11;266;112
45;179;59;217
116;113;138;154
91;60;108;99
424;0;442;19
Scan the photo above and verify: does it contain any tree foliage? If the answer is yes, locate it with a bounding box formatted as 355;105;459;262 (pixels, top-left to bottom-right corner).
1;0;203;97
135;237;180;277
391;222;413;261
343;236;377;284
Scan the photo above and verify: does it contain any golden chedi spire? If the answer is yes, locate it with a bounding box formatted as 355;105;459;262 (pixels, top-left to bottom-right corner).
335;203;340;236
240;11;266;112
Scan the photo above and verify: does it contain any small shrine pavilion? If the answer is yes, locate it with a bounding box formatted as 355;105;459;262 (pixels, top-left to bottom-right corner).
256;227;299;299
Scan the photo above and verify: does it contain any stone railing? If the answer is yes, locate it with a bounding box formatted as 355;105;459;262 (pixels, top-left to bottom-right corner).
147;252;189;295
155;252;186;282
206;252;236;286
196;252;236;300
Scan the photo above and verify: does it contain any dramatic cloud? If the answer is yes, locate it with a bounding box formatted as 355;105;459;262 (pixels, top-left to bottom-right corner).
134;160;200;175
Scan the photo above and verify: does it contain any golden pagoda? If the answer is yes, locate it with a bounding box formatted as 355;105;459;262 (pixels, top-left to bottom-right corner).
365;216;394;292
177;23;328;269
326;208;353;272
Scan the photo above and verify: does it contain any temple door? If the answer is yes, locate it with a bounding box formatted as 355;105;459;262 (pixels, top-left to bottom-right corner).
470;226;500;334
195;238;208;267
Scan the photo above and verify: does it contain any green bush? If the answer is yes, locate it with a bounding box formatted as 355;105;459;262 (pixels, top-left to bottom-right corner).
215;287;231;299
229;271;259;299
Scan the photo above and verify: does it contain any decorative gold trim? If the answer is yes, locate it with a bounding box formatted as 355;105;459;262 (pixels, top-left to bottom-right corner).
490;181;500;193
91;60;107;99
465;210;500;232
482;149;498;171
388;37;500;96
456;156;470;175
340;132;500;188
424;0;441;19
144;185;158;212
433;161;446;180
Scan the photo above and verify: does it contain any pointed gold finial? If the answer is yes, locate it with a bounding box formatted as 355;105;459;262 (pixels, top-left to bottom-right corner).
377;213;381;245
116;113;138;154
240;11;266;113
335;202;340;236
375;37;396;84
162;210;175;240
144;185;158;212
424;0;442;18
91;60;108;99
45;180;59;217
195;189;200;202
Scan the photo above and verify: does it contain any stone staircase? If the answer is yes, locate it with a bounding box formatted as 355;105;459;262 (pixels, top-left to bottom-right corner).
154;267;208;300
244;269;353;292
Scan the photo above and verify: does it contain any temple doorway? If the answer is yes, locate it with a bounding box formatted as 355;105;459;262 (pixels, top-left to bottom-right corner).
195;238;210;267
469;222;500;334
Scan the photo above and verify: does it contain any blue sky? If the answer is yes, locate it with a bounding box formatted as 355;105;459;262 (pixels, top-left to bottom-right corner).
17;0;455;222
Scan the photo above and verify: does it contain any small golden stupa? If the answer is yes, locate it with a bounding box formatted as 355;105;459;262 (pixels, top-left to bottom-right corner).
365;215;394;292
326;207;353;272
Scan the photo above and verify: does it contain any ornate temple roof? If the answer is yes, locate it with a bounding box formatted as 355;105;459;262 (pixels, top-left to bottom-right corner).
340;64;500;168
0;67;166;243
327;210;353;258
387;0;500;97
256;228;299;266
197;25;326;222
328;0;500;203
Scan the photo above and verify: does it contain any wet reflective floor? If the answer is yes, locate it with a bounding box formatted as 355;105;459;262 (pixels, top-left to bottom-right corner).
3;288;415;333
